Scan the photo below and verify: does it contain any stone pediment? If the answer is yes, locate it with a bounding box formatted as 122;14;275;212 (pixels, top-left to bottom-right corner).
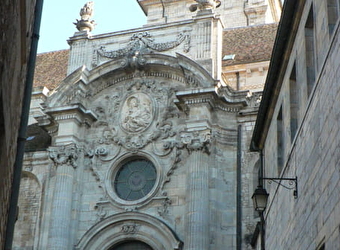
44;52;217;109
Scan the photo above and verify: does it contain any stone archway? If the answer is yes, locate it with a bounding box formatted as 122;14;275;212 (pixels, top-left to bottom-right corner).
75;212;183;250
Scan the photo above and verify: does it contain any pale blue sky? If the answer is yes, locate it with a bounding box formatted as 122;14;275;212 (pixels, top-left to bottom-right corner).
37;0;146;53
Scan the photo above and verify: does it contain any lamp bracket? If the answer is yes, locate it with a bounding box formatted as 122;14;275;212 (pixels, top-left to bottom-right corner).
260;177;298;198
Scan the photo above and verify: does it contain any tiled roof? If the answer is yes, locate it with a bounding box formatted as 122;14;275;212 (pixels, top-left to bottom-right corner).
32;24;277;90
222;23;278;66
33;49;69;90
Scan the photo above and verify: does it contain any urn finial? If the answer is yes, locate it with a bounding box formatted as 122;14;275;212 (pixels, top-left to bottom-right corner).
74;1;95;32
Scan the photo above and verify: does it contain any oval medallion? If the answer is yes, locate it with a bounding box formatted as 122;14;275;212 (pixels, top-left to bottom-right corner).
121;93;153;133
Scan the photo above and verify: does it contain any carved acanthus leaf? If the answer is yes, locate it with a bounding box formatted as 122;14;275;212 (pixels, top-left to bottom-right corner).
180;129;211;154
49;144;80;168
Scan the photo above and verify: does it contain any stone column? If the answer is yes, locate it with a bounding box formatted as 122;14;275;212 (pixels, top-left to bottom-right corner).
47;145;79;250
182;129;211;250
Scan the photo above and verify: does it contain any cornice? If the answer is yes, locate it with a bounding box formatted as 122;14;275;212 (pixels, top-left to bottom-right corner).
175;86;248;113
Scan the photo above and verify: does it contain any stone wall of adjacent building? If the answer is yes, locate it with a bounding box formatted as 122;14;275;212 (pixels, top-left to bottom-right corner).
0;1;37;248
261;0;340;249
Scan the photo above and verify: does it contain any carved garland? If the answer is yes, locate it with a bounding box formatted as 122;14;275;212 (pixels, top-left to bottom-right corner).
98;31;190;59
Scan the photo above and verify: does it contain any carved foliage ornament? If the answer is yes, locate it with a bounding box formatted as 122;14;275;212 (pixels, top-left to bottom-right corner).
49;144;80;168
180;129;211;154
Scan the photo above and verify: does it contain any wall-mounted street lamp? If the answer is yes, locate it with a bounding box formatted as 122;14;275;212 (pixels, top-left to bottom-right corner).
252;176;298;212
251;177;298;250
252;186;269;212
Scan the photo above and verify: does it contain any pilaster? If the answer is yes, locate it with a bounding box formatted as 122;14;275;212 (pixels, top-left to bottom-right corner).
47;144;80;250
182;128;211;250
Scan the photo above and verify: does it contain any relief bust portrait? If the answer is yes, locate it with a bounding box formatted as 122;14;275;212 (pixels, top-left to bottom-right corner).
121;93;153;133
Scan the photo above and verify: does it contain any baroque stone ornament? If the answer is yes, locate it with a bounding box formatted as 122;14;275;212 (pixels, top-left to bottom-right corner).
74;1;95;32
157;197;172;218
180;129;211;154
96;31;190;68
49;144;80;168
121;223;140;234
90;80;178;152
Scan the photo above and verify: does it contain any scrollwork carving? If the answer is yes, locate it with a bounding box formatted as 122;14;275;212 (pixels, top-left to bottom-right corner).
121;223;140;234
158;197;172;218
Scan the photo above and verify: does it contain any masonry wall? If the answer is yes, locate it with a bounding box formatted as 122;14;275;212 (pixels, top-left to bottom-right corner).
262;0;340;249
0;1;37;248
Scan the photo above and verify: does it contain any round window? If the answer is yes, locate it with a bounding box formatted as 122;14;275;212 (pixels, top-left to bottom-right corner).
113;158;157;201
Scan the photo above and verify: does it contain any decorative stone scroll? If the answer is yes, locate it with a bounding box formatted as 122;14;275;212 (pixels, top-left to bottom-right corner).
121;223;140;234
180;129;211;154
157;197;172;218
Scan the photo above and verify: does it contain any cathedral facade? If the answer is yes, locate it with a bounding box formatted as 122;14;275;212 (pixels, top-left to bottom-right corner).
13;1;280;249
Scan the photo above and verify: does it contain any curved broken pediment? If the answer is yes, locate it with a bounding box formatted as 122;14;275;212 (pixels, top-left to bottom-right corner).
45;52;218;108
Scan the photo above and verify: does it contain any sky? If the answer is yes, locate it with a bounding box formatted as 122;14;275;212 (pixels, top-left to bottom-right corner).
37;0;147;53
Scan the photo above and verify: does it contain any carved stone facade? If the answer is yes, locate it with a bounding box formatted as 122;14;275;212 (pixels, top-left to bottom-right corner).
15;1;281;249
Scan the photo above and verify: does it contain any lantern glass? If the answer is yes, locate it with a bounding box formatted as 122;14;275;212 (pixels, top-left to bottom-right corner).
252;187;269;212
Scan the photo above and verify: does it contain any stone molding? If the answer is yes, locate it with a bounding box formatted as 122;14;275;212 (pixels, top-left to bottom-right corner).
175;87;248;114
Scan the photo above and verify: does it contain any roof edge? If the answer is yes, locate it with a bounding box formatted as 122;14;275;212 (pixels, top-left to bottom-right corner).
250;0;305;151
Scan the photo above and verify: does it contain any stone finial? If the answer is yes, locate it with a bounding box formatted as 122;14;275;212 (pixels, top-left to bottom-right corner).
189;0;221;12
74;1;95;32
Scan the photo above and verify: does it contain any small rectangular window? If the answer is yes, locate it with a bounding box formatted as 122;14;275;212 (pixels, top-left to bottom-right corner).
277;106;284;174
305;6;315;96
327;0;339;36
289;63;298;141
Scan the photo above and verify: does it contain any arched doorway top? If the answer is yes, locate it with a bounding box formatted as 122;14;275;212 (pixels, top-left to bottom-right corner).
75;212;183;250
